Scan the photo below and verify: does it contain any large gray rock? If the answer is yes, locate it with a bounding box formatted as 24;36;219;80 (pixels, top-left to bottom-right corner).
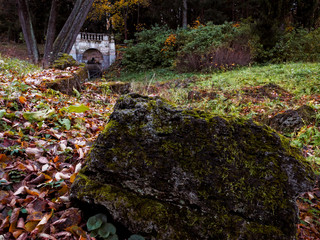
71;93;315;240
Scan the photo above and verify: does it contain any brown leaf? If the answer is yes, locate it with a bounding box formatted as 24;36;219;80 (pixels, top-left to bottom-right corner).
28;174;45;185
17;217;25;229
26;211;44;222
16;232;28;240
12;229;24;239
65;225;87;238
10;208;20;224
0;215;10;230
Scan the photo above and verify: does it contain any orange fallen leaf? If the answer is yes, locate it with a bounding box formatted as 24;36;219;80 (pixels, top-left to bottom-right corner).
53;155;59;163
19;96;27;104
0;154;7;162
26;188;40;197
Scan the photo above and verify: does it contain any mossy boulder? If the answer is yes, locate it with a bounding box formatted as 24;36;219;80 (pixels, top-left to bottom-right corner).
43;67;88;95
71;93;315;240
51;53;81;70
268;105;316;133
100;81;131;94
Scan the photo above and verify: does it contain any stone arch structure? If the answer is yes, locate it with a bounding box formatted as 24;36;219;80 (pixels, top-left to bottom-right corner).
69;32;116;70
83;48;103;63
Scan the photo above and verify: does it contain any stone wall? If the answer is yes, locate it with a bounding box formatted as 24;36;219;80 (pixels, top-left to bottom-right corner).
69;33;116;70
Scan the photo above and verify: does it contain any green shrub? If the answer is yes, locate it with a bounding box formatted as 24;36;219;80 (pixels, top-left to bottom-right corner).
121;26;173;71
251;27;320;63
177;22;240;54
121;22;249;72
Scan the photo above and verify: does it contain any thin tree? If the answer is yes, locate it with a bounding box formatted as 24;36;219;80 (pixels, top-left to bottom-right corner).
17;0;39;64
182;0;187;28
43;0;58;68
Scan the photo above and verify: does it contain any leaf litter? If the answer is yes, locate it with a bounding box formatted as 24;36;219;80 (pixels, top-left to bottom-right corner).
0;64;117;239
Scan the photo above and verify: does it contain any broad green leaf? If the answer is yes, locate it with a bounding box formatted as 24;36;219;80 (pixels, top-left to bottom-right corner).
102;223;116;235
98;222;116;238
0;109;5;118
106;234;119;240
90;230;98;238
61;104;89;113
23;109;55;122
129;234;145;240
73;87;81;98
59;118;71;130
95;213;108;223
87;215;103;231
20;207;28;214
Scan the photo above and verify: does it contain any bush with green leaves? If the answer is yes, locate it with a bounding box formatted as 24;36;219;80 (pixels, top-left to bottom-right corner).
122;26;172;71
250;27;320;63
86;213;145;240
177;22;241;54
121;22;248;72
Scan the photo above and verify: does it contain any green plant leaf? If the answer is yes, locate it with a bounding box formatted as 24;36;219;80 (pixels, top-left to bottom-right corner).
98;222;116;238
23;109;55;122
90;229;99;238
0;109;5;118
59;118;71;130
95;213;108;223
128;234;145;240
105;223;116;235
87;215;103;231
73;87;81;98
61;104;89;113
106;234;119;240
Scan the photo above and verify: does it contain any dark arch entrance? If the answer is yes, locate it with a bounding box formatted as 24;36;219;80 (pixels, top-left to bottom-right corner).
83;49;103;79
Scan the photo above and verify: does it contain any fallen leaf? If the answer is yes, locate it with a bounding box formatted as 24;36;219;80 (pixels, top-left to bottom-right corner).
18;96;27;104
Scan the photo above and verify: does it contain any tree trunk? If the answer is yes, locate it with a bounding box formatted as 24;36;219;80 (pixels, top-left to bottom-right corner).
124;4;129;40
43;0;57;68
51;0;94;64
17;0;39;63
182;0;187;28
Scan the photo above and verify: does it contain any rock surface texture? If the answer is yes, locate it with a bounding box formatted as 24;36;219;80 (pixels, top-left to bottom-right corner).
268;105;316;133
71;94;315;240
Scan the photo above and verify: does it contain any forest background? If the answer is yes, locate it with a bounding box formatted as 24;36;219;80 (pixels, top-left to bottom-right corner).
1;0;320;70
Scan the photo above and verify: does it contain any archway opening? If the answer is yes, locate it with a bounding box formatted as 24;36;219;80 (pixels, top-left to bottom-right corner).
83;48;103;79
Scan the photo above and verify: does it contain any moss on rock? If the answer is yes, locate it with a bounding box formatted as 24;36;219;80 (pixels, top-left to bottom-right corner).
43;67;88;95
51;53;81;70
71;93;315;240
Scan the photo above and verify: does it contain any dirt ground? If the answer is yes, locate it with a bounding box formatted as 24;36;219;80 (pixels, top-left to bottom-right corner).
0;42;44;62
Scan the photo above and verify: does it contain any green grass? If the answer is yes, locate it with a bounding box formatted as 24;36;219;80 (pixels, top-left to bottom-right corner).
106;67;197;83
196;62;320;96
0;53;40;78
109;62;320;97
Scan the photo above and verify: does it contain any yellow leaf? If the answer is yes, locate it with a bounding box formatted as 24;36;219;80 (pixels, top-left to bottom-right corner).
70;172;77;183
25;221;39;232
